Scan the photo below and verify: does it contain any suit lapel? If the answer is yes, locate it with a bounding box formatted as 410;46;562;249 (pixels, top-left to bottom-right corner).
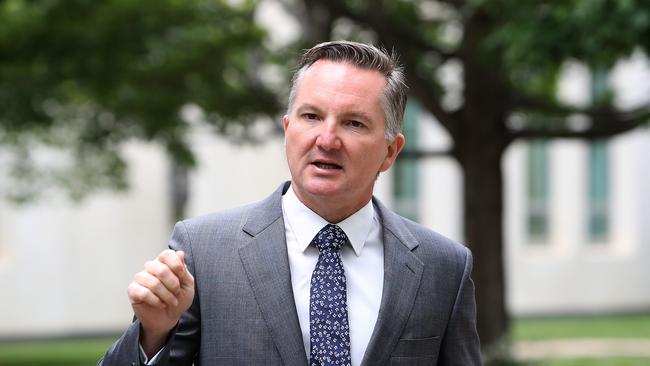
238;183;308;366
236;185;424;366
361;199;424;366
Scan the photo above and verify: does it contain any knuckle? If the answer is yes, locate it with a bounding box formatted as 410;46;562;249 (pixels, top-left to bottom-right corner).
173;275;182;287
145;260;163;276
153;280;166;293
166;276;180;290
159;249;175;260
133;271;146;282
169;262;183;274
145;292;160;305
128;284;145;301
138;272;158;289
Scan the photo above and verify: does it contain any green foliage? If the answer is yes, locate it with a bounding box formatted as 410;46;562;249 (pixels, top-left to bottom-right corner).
0;0;280;201
485;0;649;68
484;0;650;100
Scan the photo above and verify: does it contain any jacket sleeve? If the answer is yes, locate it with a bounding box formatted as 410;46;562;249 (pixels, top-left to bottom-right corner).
98;222;201;366
96;319;144;366
438;247;483;365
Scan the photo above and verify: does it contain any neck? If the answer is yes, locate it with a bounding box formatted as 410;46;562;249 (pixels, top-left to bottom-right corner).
291;186;371;224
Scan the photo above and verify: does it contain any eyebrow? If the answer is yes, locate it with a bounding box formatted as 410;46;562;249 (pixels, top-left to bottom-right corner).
295;103;374;122
295;103;323;115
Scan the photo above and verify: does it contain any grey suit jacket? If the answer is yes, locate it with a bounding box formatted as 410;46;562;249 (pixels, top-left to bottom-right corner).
99;182;481;365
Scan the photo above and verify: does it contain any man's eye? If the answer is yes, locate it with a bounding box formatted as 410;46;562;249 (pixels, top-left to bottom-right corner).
303;113;319;120
347;120;365;128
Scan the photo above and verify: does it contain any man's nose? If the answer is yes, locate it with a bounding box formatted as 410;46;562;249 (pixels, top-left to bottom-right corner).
315;119;342;150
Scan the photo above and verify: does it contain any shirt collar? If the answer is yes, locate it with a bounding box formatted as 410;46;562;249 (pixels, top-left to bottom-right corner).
282;184;376;257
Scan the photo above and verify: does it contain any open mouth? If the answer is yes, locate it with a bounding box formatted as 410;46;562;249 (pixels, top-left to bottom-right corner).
312;162;342;170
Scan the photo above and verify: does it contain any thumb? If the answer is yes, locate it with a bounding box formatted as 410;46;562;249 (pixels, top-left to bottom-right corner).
175;250;193;286
177;250;186;264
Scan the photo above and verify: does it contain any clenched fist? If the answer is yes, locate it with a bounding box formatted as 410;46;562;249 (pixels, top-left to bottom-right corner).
127;249;195;357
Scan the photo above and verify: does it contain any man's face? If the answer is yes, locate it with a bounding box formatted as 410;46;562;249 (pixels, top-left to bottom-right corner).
284;60;404;220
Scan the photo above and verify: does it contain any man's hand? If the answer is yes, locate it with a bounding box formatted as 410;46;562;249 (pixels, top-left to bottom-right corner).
127;249;195;358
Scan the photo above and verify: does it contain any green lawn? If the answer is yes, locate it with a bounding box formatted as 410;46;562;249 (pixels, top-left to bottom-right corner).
511;314;650;366
512;314;650;341
540;358;650;366
0;337;116;366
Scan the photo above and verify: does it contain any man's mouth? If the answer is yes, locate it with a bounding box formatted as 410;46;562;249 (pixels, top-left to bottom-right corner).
312;162;342;170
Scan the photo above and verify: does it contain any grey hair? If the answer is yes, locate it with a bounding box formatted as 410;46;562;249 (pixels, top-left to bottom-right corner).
286;41;408;141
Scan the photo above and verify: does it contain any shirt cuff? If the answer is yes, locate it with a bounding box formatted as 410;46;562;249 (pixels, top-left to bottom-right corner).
139;343;165;365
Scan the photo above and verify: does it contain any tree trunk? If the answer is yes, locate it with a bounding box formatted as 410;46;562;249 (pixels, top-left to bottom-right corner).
169;158;189;223
458;145;508;359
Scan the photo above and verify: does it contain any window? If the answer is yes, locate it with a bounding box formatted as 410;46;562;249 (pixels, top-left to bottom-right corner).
588;140;609;242
527;140;549;242
587;68;610;242
393;101;420;221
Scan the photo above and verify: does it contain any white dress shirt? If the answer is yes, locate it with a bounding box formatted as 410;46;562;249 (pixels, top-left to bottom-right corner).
143;185;384;365
282;186;384;366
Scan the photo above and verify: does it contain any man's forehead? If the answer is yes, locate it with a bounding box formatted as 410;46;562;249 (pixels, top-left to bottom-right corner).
294;60;387;97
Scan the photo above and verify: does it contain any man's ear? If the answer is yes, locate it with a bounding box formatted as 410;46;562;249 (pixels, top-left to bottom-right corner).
283;115;289;132
379;133;405;173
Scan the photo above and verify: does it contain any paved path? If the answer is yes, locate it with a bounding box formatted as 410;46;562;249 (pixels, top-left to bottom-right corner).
513;338;650;360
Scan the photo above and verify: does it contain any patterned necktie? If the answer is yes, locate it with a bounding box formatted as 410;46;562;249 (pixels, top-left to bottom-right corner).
309;224;352;366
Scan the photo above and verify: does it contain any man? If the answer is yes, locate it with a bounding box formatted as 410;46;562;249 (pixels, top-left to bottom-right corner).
99;41;481;366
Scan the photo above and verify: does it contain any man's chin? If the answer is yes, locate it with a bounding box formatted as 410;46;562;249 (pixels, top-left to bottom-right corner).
294;179;347;198
303;183;345;198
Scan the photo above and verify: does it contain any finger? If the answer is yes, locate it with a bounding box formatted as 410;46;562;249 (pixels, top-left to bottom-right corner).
157;249;184;278
128;282;166;309
158;250;193;287
144;260;181;296
134;271;179;308
175;251;195;287
177;251;185;267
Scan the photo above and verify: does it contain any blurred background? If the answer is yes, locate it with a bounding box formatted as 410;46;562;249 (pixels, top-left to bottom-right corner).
1;0;649;365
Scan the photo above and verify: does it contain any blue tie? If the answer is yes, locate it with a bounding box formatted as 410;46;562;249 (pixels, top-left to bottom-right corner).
309;224;352;366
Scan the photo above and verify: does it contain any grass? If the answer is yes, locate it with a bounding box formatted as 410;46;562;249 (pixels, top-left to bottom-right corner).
510;314;650;366
493;358;650;366
0;337;116;366
512;314;650;341
540;358;650;366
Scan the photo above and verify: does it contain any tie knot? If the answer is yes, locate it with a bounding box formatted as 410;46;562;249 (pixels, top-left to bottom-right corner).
313;224;348;253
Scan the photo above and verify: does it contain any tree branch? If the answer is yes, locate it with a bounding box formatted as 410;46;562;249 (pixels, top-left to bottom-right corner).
510;93;587;116
320;0;456;60
437;0;468;9
512;104;650;139
405;66;460;135
298;0;337;42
